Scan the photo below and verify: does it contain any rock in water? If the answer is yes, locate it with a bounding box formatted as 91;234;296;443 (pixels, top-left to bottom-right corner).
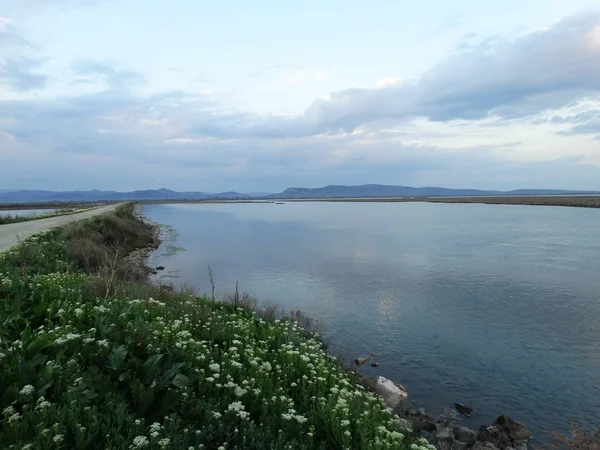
491;415;532;441
440;408;460;420
454;403;474;417
373;376;408;409
371;362;380;367
155;266;165;271
355;356;372;365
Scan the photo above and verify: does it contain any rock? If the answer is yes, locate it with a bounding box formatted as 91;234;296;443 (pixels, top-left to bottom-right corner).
440;408;460;420
373;376;408;409
357;376;377;391
419;430;434;442
451;442;468;450
513;440;528;450
395;418;413;432
472;443;502;450
436;424;455;441
491;415;532;442
355;356;372;365
160;284;173;292
155;266;165;271
436;441;453;450
417;407;427;415
453;424;478;445
371;362;380;367
454;403;474;417
478;425;513;449
150;270;158;275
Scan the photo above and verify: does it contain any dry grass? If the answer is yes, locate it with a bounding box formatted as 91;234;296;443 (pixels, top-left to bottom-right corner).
538;424;600;450
61;203;156;281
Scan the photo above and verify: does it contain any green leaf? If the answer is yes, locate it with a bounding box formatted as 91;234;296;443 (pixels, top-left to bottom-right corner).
30;353;48;367
141;354;163;383
171;373;191;388
21;325;32;346
107;345;128;371
82;389;98;400
162;362;185;382
37;380;53;396
26;337;54;356
40;364;53;380
0;386;18;408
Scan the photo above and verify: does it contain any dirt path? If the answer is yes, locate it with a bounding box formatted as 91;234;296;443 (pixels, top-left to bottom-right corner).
0;204;121;252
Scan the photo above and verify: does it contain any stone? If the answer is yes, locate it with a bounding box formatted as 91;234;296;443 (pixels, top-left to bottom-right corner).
453;424;478;445
451;442;468;450
395;418;413;432
513;440;528;450
436;424;455;441
419;430;434;442
440;408;460;420
478;425;513;449
155;266;165;271
371;362;381;367
454;403;474;417
357;376;377;391
472;443;501;450
436;442;453;450
491;415;532;442
355;356;372;365
373;376;408;409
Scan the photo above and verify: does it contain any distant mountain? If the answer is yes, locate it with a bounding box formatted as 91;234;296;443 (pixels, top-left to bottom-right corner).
268;184;600;199
1;185;598;204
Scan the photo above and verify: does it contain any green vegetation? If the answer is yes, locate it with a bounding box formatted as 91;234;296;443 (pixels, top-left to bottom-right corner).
0;204;426;449
0;208;96;225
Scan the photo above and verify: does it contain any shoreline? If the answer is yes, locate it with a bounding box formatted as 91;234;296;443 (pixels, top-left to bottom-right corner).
140;210;537;450
2;195;600;211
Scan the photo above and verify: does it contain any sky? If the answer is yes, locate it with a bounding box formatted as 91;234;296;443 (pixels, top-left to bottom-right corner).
1;0;600;192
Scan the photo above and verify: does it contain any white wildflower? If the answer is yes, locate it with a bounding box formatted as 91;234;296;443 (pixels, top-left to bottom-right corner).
19;384;35;395
132;436;149;448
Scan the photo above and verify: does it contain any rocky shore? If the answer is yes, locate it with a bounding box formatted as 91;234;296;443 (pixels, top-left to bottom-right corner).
358;375;533;450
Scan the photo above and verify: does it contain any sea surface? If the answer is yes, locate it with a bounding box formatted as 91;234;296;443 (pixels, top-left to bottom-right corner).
142;202;600;440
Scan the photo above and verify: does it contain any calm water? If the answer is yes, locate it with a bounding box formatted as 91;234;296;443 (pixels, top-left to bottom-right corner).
143;202;600;439
0;209;55;217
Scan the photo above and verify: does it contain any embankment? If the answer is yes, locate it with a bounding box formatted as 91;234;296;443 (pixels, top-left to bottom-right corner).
0;203;427;450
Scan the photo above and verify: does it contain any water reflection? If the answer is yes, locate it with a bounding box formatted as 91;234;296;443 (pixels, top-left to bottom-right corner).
143;202;600;439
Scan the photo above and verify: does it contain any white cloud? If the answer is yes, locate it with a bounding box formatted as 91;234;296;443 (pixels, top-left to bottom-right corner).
280;66;330;84
376;77;404;88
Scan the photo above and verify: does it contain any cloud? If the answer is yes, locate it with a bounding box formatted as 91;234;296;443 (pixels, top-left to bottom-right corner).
223;11;600;139
114;11;598;141
0;22;46;91
0;57;47;91
280;67;330;84
376;77;405;88
70;60;145;91
1;11;600;191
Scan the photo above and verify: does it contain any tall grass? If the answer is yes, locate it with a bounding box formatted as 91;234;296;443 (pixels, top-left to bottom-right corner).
0;208;93;225
0;204;426;450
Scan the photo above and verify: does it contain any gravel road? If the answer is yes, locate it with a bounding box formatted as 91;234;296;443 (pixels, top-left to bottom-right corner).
0;204;121;252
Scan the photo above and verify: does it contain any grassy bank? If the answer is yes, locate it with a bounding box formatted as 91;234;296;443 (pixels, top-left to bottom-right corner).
0;208;97;225
0;204;426;450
